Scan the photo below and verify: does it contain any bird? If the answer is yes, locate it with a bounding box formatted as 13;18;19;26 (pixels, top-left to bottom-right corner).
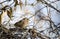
14;18;29;29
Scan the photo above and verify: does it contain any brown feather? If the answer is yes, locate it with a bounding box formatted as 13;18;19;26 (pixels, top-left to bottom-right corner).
14;18;29;29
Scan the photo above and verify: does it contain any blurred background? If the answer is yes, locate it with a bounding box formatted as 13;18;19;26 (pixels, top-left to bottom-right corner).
0;0;60;39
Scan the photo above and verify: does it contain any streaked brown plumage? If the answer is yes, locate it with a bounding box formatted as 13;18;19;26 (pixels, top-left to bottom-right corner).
14;18;29;29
